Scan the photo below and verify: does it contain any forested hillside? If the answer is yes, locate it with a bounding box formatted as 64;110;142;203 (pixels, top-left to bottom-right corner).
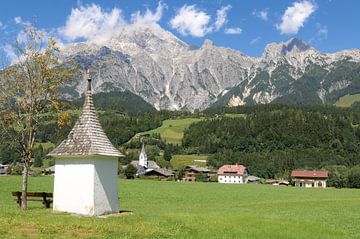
184;105;360;180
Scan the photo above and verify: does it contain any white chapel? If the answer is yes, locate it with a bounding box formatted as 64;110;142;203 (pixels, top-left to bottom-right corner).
48;72;123;216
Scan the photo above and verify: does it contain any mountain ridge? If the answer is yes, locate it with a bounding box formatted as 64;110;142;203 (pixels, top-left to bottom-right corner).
59;23;360;111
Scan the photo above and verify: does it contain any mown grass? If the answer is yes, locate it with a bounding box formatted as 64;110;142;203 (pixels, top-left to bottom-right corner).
335;93;360;107
143;118;202;145
223;113;247;118
1;176;360;239
170;154;208;170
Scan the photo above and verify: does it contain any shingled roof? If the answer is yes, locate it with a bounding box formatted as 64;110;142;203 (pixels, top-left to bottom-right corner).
48;75;123;158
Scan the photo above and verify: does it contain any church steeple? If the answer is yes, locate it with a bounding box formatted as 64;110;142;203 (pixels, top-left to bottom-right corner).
48;70;123;157
139;143;148;168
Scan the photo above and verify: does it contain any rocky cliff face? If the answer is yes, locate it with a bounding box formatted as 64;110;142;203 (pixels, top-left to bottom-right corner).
60;23;360;111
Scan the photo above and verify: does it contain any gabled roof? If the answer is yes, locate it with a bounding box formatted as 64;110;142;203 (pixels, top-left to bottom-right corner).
145;168;175;177
291;170;328;178
48;76;123;158
217;165;247;175
185;165;211;173
131;160;160;169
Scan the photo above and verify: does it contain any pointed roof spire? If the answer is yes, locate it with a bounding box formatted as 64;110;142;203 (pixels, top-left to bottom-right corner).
48;70;123;158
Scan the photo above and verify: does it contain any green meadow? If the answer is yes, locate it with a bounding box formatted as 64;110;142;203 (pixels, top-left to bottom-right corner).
142;118;202;145
335;93;360;107
1;176;360;239
170;154;208;170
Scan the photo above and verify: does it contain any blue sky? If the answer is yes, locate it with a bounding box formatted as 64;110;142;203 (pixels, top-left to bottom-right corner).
1;0;360;60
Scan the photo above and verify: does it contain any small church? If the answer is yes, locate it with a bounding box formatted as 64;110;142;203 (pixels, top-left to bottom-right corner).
48;72;123;216
131;143;160;175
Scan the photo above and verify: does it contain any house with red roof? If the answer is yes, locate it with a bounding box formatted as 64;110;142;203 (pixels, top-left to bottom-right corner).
291;170;328;188
217;165;249;184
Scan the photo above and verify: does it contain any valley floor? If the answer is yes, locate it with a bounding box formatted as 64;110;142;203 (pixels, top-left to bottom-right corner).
1;176;360;239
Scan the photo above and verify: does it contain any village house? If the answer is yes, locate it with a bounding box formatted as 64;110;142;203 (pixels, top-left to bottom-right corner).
48;73;123;216
0;164;8;175
291;170;328;188
183;165;211;182
217;165;249;184
143;168;175;180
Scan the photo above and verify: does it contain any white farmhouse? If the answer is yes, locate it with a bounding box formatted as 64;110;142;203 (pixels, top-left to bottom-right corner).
291;170;328;188
217;165;249;184
48;74;123;216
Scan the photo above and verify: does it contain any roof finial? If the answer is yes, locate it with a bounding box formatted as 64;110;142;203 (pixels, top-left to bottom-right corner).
85;69;91;91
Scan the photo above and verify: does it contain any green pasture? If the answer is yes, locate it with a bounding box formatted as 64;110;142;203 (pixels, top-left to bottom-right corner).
1;176;360;239
142;118;202;145
335;93;360;107
170;154;208;170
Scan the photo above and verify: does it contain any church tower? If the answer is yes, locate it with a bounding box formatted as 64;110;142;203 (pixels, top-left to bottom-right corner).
138;143;148;168
48;71;123;216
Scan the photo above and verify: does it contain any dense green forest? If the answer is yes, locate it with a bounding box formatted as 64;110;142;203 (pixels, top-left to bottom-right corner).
183;105;360;186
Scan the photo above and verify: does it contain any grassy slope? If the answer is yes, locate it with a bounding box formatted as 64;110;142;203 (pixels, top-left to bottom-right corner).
335;93;360;107
1;176;360;239
142;118;202;145
170;155;208;170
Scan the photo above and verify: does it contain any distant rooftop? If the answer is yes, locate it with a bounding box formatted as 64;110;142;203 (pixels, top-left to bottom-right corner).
48;73;123;158
291;170;328;178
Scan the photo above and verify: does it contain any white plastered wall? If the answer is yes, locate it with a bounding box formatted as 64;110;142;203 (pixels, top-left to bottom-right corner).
53;158;95;215
53;158;119;216
94;158;119;215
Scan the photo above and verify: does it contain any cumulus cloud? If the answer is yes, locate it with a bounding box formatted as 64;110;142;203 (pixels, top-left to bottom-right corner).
214;5;231;31
253;9;269;21
59;3;125;44
276;0;316;35
170;4;232;37
131;1;166;24
170;5;212;37
224;27;242;35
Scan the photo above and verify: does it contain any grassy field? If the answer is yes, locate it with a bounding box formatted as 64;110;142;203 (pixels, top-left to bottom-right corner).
170;154;208;170
335;93;360;107
1;176;360;239
224;113;247;118
142;118;202;145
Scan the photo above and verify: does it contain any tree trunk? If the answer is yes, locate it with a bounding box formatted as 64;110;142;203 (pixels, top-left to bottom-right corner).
21;160;29;210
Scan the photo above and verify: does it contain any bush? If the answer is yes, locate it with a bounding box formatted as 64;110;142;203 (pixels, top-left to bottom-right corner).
348;166;360;188
124;164;137;179
324;165;349;188
196;172;208;182
8;163;24;175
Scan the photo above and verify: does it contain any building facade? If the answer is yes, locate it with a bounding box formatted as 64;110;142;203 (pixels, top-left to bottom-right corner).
48;74;123;216
291;170;328;188
217;165;249;184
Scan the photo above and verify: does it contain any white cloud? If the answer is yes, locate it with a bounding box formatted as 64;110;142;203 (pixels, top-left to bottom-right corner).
170;5;212;37
214;5;231;31
276;0;316;35
14;16;31;26
14;16;22;24
249;36;261;45
253;9;269;21
170;4;232;37
59;3;125;44
131;1;166;24
309;23;328;45
224;27;242;35
3;44;18;64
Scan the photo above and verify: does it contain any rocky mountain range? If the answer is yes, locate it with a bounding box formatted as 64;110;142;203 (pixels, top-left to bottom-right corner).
60;23;360;111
